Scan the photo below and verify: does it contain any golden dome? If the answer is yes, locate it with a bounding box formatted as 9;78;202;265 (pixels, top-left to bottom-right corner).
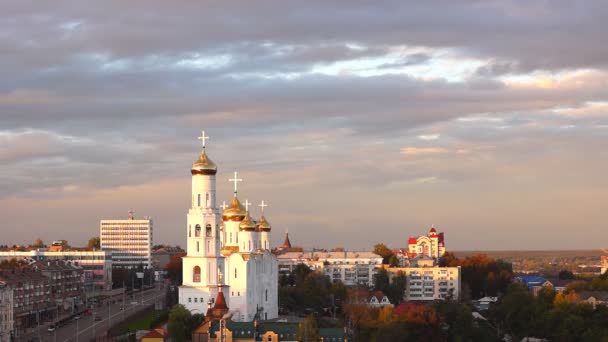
257;215;271;232
222;197;246;221
191;149;217;175
239;212;256;231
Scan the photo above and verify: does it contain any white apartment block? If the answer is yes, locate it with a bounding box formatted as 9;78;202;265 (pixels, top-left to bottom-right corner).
100;215;153;269
0;281;13;342
0;250;112;291
385;266;461;301
277;251;383;286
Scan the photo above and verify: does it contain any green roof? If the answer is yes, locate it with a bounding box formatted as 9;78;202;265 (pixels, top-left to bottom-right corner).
207;321;345;341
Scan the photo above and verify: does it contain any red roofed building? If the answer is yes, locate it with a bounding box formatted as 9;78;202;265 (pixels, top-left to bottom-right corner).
407;226;446;260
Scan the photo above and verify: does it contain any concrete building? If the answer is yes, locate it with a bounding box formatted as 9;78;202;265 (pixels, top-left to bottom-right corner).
0;249;112;291
277;251;383;287
100;212;153;269
0;281;14;342
407;226;446;260
384;266;461;301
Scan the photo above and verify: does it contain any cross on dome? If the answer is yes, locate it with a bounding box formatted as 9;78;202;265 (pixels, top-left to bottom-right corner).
197;130;209;148
243;199;252;212
220;201;228;210
259;200;268;214
229;171;242;196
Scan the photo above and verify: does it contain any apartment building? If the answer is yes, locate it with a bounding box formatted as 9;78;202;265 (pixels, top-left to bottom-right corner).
277;251;383;286
0;281;13;342
0;249;112;291
384;266;461;301
100;213;153;269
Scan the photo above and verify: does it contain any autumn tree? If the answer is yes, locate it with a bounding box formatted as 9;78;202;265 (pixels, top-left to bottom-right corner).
373;243;394;264
87;237;100;249
296;315;320;342
31;238;44;248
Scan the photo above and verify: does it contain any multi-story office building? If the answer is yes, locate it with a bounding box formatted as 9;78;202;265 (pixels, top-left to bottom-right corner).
0;281;14;342
0;249;112;291
384;266;461;301
100;213;153;269
277;251;383;286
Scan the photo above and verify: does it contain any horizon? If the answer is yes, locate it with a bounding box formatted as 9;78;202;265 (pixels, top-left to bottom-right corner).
1;1;607;251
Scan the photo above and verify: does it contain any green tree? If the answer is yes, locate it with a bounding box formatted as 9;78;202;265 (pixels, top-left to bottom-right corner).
167;304;192;342
387;272;407;305
296;315;320;342
388;255;400;267
373;268;390;293
87;237;100;249
373;243;394;264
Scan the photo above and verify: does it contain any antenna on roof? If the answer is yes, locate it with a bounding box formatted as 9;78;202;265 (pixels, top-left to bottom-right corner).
128;210;135;220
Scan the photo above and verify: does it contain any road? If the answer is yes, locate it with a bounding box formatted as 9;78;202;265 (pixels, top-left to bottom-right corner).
21;285;165;342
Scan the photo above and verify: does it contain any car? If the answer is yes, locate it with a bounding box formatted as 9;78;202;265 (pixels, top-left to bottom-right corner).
94;316;102;321
119;305;124;311
47;325;56;332
130;301;138;305
73;315;81;320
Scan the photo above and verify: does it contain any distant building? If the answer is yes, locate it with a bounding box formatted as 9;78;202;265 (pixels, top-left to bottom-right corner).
152;246;185;270
100;212;153;269
579;291;608;310
383;266;461;301
407;226;446;260
602;256;608;275
0;281;14;342
0;249;112;291
346;288;392;308
277;251;383;287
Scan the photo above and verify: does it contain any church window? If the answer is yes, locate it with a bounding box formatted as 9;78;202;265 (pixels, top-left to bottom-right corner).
194;297;198;302
195;224;201;237
200;297;204;302
197;242;199;252
193;266;201;282
248;241;251;250
235;268;237;279
189;225;191;237
206;193;210;207
265;289;268;301
207;240;210;252
197;194;201;207
188;297;191;303
230;232;232;243
206;224;212;237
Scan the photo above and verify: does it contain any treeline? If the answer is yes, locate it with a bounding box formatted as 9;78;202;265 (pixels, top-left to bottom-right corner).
489;283;608;341
440;252;513;299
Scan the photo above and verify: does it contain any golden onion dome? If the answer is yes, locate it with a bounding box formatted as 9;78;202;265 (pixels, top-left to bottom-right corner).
257;215;271;232
191;149;217;175
239;212;256;231
222;197;246;221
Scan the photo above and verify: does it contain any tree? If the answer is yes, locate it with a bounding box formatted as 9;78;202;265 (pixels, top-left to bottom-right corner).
31;238;44;248
388;255;400;267
87;237;100;249
373;268;390;294
387;272;407;305
558;270;575;280
167;304;192;342
165;253;185;284
296;315;319;342
373;243;394;264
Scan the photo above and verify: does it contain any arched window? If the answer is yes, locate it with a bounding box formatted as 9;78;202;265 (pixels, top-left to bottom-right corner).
197;241;199;252
197;194;201;207
193;266;201;282
195;224;201;237
189;225;191;237
234;267;237;279
206;224;212;237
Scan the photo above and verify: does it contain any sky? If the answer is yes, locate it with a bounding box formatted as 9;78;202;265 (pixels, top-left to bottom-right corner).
1;1;607;251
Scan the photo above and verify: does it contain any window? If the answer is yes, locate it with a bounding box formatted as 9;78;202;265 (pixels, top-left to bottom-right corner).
189;225;191;237
200;297;204;303
235;268;237;279
188;297;192;303
193;266;201;282
207;240;210;252
197;194;201;207
195;224;201;237
197;242;199;252
230;232;232;243
206;224;212;237
248;241;251;250
194;297;198;302
206;193;210;207
265;289;268;301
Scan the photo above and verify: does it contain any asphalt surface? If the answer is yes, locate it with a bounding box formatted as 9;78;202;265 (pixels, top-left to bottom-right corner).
20;285;165;342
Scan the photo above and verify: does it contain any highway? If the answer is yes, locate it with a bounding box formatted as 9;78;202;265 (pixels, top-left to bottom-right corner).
20;285;166;342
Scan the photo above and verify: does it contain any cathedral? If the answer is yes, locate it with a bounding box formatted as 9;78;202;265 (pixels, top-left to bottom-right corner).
179;131;279;322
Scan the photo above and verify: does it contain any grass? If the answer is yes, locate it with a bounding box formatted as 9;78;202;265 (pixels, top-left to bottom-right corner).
124;310;157;332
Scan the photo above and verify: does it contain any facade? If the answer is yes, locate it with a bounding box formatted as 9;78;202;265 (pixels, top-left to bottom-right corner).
179;132;278;322
347;288;392;308
152;246;185;270
0;281;14;342
0;249;112;291
384;266;461;301
277;251;383;287
602;256;607;275
32;260;85;312
407;226;446;260
100;213;153;269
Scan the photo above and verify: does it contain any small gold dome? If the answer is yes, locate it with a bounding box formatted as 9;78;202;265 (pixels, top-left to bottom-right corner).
222;197;246;221
239;212;256;231
257;215;271;232
191;149;217;175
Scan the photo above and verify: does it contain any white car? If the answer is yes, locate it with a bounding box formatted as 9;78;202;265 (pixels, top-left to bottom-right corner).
47;325;56;332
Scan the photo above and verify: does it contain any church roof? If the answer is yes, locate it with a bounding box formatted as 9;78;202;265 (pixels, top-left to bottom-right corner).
191;149;217;175
222;196;246;221
282;232;292;248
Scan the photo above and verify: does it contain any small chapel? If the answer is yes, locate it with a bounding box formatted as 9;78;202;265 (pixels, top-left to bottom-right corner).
179;131;279;322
